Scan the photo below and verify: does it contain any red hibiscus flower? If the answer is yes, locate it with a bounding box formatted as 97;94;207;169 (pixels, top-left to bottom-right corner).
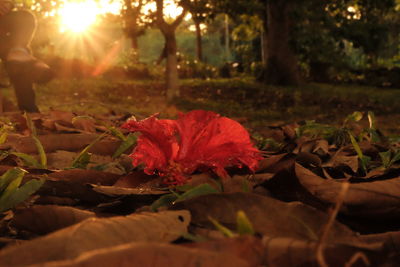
122;110;263;184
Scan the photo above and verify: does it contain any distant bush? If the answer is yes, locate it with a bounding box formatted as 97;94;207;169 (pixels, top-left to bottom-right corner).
178;56;219;79
333;67;400;88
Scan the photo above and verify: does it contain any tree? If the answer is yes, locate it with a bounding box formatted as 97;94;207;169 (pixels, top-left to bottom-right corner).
122;0;148;62
155;0;187;100
212;0;301;85
181;0;214;61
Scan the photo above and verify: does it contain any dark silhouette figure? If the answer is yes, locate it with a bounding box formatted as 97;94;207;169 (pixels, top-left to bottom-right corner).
0;0;53;112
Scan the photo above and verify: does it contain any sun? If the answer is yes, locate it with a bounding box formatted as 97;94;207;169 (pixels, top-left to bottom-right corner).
58;1;99;33
58;0;123;34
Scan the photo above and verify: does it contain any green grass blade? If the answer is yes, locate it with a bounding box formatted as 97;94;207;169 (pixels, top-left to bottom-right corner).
150;193;178;211
174;183;219;203
0;168;27;193
112;133;137;159
236;210;255;235
0;168;27;208
0;178;44;213
71;133;107;169
11;152;43;169
208;216;235;238
349;133;370;173
32;136;47;168
24;113;47;168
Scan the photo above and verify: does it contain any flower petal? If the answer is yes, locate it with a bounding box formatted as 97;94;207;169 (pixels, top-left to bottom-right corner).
122;115;178;175
176;110;263;177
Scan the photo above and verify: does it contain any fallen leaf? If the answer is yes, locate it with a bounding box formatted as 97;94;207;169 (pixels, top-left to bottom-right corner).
12;205;95;235
323;150;359;173
260;235;381;267
91;185;167;196
295;163;400;218
27;242;249;267
183;236;264;267
173;192;361;244
0;210;190;266
0;134;121;155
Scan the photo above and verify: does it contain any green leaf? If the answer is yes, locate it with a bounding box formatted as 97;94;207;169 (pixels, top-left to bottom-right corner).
175;183;220;203
150;193;178;212
0;129;8;145
236;210;255;235
0;168;27;193
0;168;30;212
390;150;400;165
24;113;47;168
71;133;107;169
379;150;392;168
11;152;43;169
32;136;47;168
150;183;220;211
112;134;137;159
209;216;235;238
72;152;92;169
180;232;208;242
349;133;370;173
108;126;127;141
0;178;44;213
24;112;37;136
344;111;363;125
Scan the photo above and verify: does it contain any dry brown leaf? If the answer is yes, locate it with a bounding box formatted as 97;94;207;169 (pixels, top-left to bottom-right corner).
113;171;158;188
257;153;288;172
295;163;400;218
27;242;249;267
0;133;121;155
91;185;167;196
184;236;264;267
46;169;120;185
261;235;381;267
0;210;190;266
323;151;359;173
173;192;361;245
12;205;95;235
72;117;97;133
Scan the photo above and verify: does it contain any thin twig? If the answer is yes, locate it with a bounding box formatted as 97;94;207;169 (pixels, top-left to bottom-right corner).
316;182;350;267
345;252;370;267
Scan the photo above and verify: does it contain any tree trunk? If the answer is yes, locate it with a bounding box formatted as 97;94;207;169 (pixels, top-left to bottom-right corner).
263;0;300;85
261;17;268;66
224;14;231;62
164;32;179;100
155;0;185;101
194;19;203;61
130;36;139;63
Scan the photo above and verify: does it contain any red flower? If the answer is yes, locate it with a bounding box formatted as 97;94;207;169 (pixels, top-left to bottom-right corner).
122;110;263;184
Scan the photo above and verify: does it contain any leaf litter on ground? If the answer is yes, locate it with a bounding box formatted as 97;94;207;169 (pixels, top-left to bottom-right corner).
0;109;399;266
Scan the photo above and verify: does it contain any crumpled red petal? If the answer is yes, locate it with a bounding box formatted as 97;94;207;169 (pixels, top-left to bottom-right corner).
122;110;263;184
122;115;178;175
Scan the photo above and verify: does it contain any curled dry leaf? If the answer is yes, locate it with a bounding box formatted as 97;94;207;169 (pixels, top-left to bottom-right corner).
12;205;95;235
322;150;359;173
91;185;167;196
261;236;382;267
172;192;361;245
46;169;120;185
0;210;190;266
295;163;400;218
0;134;121;155
27;242;249;267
